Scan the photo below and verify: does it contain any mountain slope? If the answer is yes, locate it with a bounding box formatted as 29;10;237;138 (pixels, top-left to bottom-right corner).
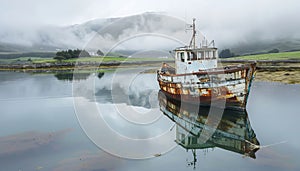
0;12;299;55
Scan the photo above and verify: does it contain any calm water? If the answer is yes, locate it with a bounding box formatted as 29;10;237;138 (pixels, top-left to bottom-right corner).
0;70;299;171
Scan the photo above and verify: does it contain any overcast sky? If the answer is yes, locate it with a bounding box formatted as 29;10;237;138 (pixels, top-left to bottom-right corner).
1;0;299;27
1;0;300;50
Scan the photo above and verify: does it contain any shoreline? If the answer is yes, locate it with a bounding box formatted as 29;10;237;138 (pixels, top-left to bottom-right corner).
1;59;300;70
0;60;299;84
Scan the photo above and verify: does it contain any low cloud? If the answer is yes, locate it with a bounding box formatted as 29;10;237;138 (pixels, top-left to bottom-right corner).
0;0;300;53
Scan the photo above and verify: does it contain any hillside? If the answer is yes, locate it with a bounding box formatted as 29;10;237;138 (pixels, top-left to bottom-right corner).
1;12;300;56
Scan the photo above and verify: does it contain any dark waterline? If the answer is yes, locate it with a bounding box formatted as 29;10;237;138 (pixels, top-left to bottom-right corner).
0;71;299;171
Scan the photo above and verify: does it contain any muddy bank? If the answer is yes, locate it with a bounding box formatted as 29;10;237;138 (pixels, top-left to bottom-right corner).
255;70;300;84
220;60;300;84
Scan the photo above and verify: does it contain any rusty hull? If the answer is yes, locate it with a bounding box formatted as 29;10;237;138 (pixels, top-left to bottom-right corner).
157;63;256;110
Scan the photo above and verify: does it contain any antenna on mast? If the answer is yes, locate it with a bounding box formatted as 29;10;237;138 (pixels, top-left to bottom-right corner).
189;18;196;49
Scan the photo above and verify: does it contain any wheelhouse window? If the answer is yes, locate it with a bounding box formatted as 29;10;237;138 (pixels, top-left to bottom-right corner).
187;52;191;61
191;51;197;60
178;52;185;62
206;51;210;59
187;51;197;61
197;51;203;59
212;51;217;59
205;50;216;59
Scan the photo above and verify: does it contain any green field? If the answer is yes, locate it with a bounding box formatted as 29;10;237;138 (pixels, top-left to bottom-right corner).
226;51;300;60
58;56;169;63
1;51;300;64
0;57;52;64
0;56;171;64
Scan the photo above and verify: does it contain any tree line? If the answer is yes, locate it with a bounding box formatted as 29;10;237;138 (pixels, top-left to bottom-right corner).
53;49;90;60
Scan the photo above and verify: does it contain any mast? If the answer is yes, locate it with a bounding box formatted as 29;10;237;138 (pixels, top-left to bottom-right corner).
189;18;196;49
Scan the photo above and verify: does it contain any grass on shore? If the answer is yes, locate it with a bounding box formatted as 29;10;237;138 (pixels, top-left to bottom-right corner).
226;51;300;60
0;56;171;64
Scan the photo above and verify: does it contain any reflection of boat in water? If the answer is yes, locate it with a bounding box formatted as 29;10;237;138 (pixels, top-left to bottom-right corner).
158;90;260;165
157;19;256;110
54;72;92;81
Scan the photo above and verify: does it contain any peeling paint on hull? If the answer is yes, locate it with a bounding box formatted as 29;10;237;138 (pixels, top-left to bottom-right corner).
157;63;256;110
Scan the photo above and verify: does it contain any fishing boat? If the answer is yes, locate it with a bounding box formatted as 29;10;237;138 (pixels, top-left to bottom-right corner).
157;19;256;110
